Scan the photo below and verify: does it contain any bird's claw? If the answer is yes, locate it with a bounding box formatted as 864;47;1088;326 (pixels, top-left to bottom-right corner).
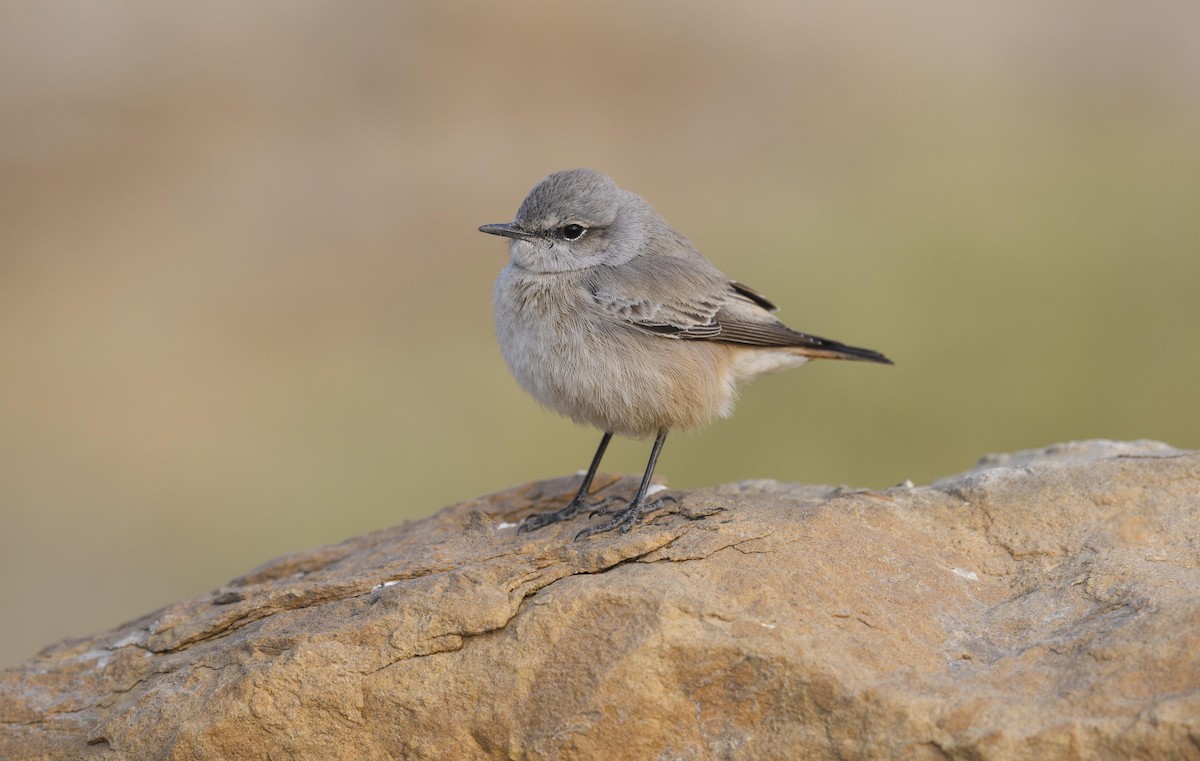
517;499;585;533
574;494;675;541
585;495;630;518
519;492;632;533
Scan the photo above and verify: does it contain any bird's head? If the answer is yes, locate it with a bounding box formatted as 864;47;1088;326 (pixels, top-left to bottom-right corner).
480;168;653;273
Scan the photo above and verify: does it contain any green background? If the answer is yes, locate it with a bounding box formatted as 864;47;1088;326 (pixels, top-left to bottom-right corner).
2;2;1198;667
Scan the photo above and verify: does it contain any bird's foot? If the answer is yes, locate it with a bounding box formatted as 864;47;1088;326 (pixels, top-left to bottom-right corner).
574;494;677;541
585;495;631;518
519;493;624;533
518;498;586;533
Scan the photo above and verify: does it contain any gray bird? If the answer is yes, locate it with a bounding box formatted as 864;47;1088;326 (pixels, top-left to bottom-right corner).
481;168;891;540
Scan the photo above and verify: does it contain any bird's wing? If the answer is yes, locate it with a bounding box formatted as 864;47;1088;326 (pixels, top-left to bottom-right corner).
587;256;892;364
586;253;729;340
587;253;797;342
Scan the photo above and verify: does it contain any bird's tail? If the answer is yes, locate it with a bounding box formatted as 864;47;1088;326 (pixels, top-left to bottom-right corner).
786;334;893;364
701;314;893;364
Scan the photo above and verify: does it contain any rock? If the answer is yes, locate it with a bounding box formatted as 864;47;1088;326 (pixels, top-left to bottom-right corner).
2;440;1199;760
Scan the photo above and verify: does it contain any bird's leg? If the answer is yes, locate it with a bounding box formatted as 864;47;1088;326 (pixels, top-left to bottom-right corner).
576;429;674;541
519;432;613;533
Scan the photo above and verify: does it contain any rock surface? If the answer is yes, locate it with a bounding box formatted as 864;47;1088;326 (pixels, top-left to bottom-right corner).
2;439;1199;760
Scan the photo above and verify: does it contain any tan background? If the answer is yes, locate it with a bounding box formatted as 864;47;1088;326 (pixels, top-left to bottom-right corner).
2;2;1198;668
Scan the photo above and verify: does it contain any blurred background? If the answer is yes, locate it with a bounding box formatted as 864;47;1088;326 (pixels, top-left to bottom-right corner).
2;1;1198;668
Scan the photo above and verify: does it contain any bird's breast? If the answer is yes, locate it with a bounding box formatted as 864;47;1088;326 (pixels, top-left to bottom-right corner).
493;270;594;393
492;267;736;436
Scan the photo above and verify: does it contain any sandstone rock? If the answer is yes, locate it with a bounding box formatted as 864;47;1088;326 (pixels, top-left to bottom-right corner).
2;440;1199;760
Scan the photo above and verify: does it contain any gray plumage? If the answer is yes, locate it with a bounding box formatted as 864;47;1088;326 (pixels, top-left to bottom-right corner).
481;168;890;538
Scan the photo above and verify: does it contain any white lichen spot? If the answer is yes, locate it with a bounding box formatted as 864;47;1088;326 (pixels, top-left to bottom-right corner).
952;568;979;581
110;630;147;649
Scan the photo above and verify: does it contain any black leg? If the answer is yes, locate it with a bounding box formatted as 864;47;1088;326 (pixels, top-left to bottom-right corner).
519;432;613;533
575;429;675;541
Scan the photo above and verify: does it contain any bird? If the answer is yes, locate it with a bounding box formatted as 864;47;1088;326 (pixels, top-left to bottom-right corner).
480;168;891;540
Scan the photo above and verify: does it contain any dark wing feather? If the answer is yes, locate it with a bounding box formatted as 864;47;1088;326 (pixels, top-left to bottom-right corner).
729;281;778;312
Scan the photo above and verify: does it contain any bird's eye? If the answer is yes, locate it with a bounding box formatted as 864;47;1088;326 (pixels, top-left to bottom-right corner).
560;224;586;241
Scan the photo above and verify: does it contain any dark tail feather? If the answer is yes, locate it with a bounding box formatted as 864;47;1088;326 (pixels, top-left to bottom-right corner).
699;316;893;364
790;335;893;365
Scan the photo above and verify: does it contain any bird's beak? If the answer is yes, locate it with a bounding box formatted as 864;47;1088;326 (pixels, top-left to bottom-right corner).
479;222;538;242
